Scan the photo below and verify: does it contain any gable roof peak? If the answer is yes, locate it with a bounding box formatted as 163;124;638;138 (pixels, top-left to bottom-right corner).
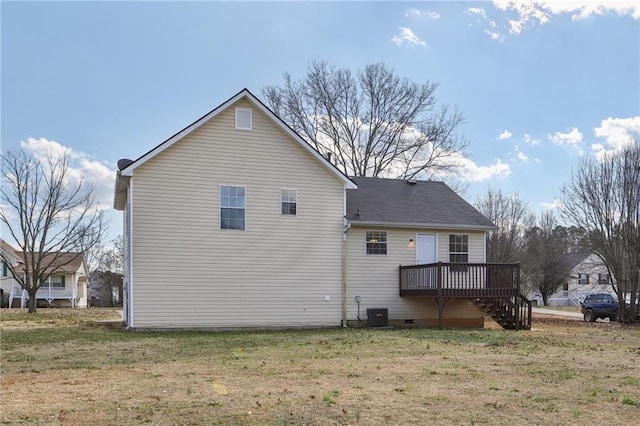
117;88;356;189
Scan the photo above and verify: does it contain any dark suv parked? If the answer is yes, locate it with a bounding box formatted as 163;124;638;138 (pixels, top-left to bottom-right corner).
581;293;618;322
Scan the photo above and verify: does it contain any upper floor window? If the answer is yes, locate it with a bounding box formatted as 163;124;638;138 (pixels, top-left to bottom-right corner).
281;189;297;215
598;273;609;285
1;261;7;277
449;234;469;272
220;185;245;230
366;231;387;255
578;273;589;285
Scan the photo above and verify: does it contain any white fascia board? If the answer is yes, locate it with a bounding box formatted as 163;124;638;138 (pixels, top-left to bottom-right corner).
348;221;498;231
120;91;248;177
120;89;357;190
244;91;357;190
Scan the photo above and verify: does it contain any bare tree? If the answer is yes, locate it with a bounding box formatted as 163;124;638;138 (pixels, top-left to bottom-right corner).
91;235;124;306
0;149;105;312
521;212;574;306
560;143;640;321
474;188;534;263
263;61;469;180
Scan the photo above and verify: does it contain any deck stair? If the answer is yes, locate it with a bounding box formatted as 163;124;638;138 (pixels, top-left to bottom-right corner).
473;294;531;330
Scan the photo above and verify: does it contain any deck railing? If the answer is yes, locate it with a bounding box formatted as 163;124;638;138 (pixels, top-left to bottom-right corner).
8;284;77;308
399;262;521;297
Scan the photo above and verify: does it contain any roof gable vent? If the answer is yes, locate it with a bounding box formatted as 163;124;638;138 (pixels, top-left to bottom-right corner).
235;108;252;130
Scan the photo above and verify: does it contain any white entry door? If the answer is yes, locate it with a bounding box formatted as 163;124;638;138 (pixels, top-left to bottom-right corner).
416;234;437;265
416;234;437;289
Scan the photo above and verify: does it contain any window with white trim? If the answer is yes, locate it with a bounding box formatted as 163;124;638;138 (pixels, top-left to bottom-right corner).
449;234;469;272
578;273;589;285
366;231;387;255
281;189;297;215
598;273;609;285
220;185;245;230
41;275;65;288
235;108;252;130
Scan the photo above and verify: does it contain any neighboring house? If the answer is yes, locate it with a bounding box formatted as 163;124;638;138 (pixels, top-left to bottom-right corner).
113;88;530;330
546;252;615;307
0;239;88;308
88;270;124;307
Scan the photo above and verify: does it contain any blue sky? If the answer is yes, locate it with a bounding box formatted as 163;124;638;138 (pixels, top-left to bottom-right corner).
2;1;639;242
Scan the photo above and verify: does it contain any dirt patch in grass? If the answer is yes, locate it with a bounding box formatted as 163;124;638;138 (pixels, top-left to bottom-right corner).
2;311;639;425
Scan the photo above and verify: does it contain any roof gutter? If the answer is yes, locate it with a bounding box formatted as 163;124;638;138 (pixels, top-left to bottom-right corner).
348;221;498;231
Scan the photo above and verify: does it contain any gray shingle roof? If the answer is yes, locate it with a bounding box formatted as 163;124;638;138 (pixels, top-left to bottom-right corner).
346;177;496;230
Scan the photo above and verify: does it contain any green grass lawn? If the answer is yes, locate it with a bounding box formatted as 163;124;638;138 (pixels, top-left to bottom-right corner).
1;308;639;425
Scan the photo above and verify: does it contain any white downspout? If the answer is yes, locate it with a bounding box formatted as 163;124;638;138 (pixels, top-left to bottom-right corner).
342;219;351;328
127;178;134;329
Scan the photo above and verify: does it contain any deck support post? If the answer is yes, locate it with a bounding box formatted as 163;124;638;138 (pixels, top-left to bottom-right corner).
436;297;452;329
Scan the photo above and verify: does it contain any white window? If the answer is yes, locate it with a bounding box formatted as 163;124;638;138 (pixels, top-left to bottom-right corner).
220;186;245;230
449;234;469;272
578;273;589;285
41;276;65;288
235;108;252;130
366;231;387;255
281;189;297;215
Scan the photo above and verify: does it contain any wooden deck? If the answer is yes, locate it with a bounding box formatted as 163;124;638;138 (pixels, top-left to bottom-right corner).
399;262;531;330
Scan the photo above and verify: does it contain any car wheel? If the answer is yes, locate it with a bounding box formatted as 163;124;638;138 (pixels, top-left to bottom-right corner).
584;310;596;322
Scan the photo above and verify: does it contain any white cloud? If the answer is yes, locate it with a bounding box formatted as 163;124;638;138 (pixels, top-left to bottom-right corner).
511;144;529;162
466;7;488;19
549;127;583;145
391;27;427;47
455;157;511;182
467;7;504;40
498;130;512;140
540;199;562;210
20;137;115;211
406;8;440;20
485;30;502;40
591;116;640;159
523;134;541;146
492;0;639;34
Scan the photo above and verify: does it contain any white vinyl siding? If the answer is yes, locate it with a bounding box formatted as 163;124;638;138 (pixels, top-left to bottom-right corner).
346;227;486;323
130;98;345;328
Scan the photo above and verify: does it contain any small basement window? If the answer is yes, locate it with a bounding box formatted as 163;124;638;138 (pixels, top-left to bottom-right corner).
235;108;252;130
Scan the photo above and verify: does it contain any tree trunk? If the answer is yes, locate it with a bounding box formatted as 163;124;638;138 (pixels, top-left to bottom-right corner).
117;284;123;307
27;288;38;313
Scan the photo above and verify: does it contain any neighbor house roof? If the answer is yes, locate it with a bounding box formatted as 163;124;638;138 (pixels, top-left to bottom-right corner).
346;177;496;231
565;252;591;270
0;239;85;275
115;88;356;192
0;239;21;260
